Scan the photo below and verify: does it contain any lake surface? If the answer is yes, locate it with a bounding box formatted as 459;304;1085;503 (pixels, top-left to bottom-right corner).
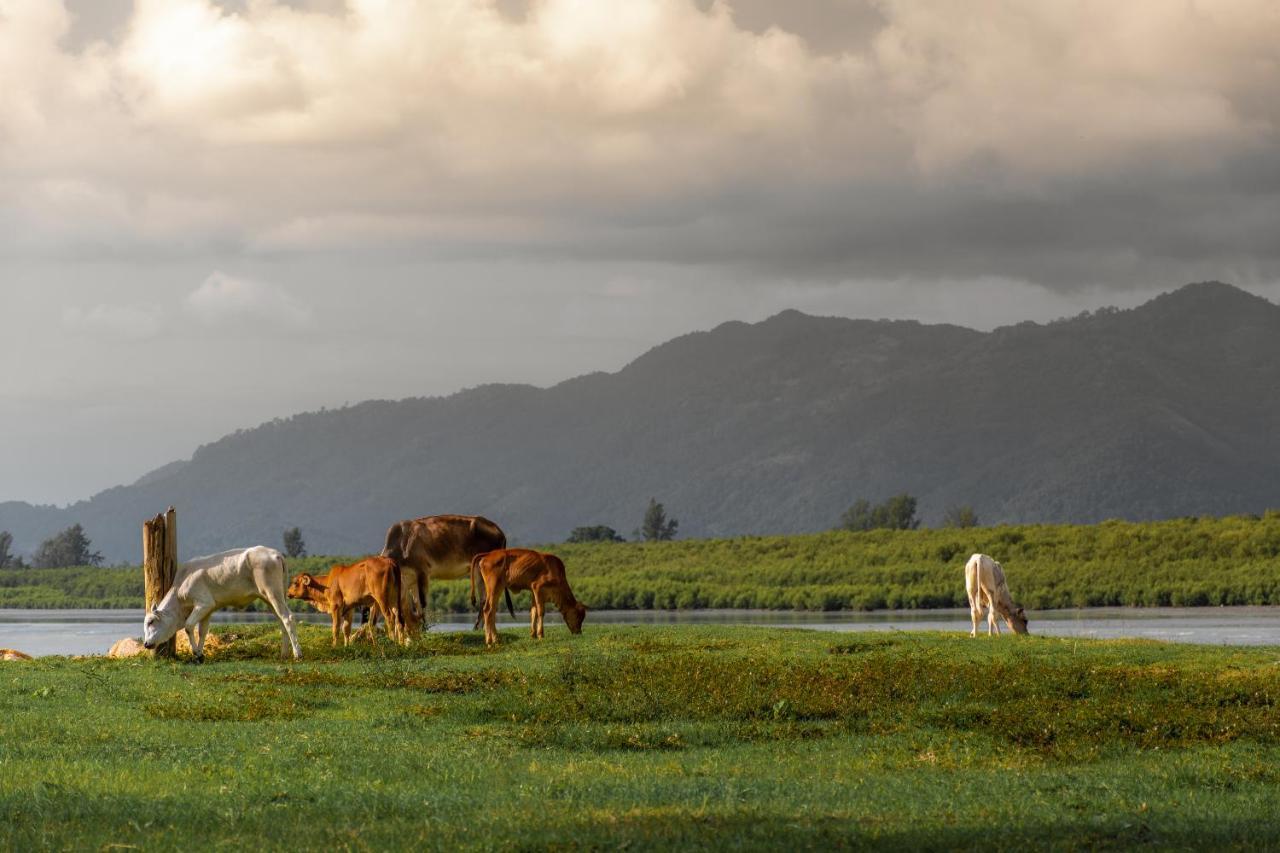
1;607;1278;657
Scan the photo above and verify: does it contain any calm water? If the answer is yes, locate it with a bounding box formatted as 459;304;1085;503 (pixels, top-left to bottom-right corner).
1;607;1278;657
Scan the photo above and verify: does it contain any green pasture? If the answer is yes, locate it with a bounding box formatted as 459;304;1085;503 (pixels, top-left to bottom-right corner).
2;624;1280;850
3;513;1279;612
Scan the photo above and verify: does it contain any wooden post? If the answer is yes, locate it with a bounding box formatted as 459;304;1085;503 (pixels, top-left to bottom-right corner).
142;506;178;658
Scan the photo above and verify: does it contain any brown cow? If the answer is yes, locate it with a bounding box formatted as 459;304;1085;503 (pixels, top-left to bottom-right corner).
288;556;404;646
380;514;509;638
470;548;587;647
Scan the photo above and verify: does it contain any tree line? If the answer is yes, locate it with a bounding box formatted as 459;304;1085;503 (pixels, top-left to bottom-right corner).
0;494;969;569
6;513;1280;611
568;493;978;544
0;525;101;570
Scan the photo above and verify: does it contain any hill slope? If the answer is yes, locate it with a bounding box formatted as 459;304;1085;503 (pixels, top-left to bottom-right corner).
4;281;1279;562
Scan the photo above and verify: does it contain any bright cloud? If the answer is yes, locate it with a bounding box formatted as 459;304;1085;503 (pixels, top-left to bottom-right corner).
185;271;314;329
0;0;1277;288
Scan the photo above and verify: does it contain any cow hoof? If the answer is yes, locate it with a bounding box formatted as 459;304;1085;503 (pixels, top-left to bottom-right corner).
193;653;204;665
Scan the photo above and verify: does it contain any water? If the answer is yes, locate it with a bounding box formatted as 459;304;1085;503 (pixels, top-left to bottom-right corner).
1;607;1278;657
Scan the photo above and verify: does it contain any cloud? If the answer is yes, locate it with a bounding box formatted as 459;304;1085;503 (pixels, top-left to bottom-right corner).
185;271;313;329
62;303;164;340
0;0;1278;290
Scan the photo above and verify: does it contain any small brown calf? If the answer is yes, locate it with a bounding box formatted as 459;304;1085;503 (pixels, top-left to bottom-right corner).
470;548;587;647
288;556;404;646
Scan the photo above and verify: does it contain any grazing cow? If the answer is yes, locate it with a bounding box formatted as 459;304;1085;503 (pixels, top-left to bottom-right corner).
379;514;509;638
288;556;404;646
143;546;301;662
470;548;587;647
1;648;33;661
965;553;1029;637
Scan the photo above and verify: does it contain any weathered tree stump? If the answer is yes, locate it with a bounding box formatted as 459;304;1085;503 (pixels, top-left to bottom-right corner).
142;507;178;658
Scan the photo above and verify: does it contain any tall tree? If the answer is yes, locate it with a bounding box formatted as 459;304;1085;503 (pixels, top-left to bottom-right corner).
0;530;15;569
838;499;875;531
640;499;679;541
942;505;980;529
283;527;308;558
567;525;625;543
32;524;103;568
878;493;921;530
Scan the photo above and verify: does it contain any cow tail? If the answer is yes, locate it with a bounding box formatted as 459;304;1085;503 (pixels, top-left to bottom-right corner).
417;567;428;624
470;553;483;610
502;552;516;619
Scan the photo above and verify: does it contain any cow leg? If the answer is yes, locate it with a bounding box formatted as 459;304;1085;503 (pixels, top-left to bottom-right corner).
484;599;498;647
184;600;216;663
197;615;212;657
261;583;302;660
391;606;405;646
483;576;501;647
399;568;421;643
531;585;546;639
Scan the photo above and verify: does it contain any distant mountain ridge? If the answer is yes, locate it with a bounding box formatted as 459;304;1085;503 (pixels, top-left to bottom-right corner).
4;281;1279;563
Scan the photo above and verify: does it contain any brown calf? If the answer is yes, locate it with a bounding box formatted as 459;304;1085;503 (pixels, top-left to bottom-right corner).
288;556;404;646
470;548;587;647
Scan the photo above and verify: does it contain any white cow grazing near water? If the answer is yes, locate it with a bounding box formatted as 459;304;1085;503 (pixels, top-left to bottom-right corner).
965;553;1029;637
143;546;301;662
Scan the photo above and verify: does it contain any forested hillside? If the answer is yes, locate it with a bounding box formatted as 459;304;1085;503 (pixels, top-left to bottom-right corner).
3;282;1279;562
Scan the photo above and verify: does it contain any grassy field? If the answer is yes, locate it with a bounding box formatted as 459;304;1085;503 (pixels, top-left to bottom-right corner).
3;514;1280;612
2;624;1280;850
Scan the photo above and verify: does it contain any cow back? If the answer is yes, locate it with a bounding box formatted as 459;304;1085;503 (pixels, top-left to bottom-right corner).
386;514;507;568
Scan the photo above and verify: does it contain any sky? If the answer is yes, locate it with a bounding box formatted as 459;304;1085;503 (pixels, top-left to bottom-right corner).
2;0;1279;505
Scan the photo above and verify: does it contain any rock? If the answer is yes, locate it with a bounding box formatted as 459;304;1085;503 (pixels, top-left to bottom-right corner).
0;648;33;661
108;632;233;660
108;637;148;658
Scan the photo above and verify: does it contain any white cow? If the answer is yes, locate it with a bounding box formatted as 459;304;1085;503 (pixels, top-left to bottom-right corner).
143;546;301;662
964;553;1028;637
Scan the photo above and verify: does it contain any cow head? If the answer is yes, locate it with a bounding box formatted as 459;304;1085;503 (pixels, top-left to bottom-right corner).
1008;606;1029;635
563;601;588;634
287;573;316;600
142;603;179;649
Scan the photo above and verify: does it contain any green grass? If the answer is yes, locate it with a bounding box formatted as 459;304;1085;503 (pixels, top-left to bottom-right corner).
4;513;1280;611
3;624;1280;850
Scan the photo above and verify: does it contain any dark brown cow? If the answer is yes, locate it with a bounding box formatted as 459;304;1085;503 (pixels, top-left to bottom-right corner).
380;514;509;638
470;548;587;647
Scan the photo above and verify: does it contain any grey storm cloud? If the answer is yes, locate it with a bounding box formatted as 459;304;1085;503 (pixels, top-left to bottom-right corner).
2;0;1278;289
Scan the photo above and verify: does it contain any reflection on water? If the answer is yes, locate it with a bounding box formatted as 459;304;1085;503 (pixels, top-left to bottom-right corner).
1;606;1277;657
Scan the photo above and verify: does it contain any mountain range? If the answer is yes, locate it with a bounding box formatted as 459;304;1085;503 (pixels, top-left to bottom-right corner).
3;281;1278;563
